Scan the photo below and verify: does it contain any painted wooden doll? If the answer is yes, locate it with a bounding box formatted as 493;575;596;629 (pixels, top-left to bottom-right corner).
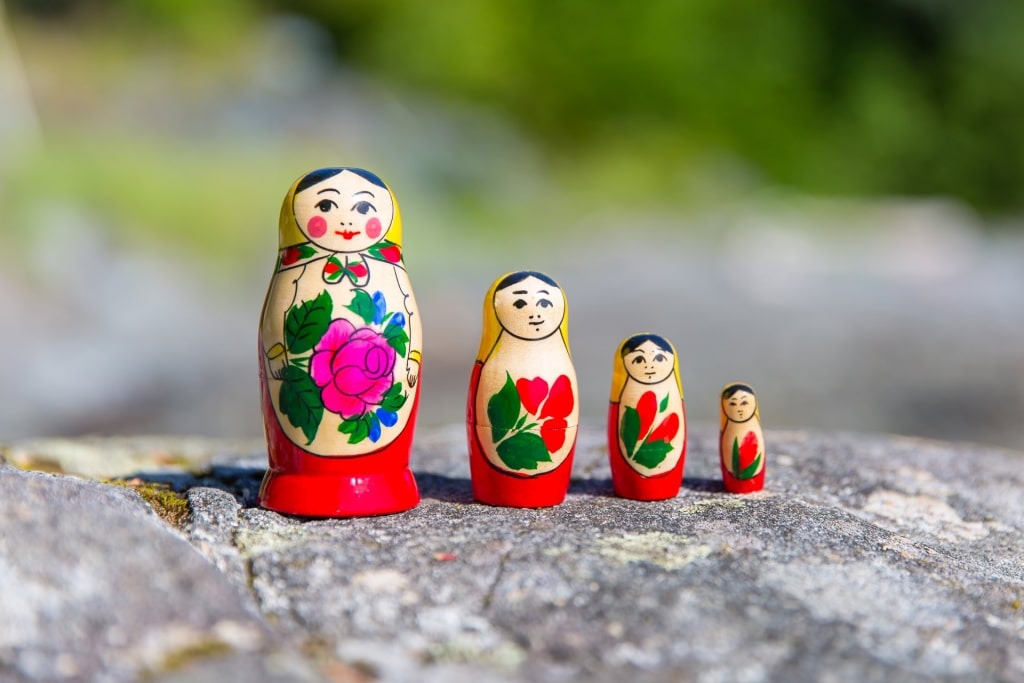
607;333;687;500
258;167;422;517
719;382;765;493
466;271;578;507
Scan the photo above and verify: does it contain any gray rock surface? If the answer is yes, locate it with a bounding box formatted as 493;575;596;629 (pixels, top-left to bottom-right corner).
0;463;317;683
2;426;1023;682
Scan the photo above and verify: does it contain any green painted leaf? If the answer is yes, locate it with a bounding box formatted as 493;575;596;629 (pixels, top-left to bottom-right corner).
633;440;673;469
738;453;762;480
338;414;371;444
285;291;333;355
496;431;552;471
381;382;407;412
514;413;528;430
621;406;641;457
385;328;409;357
346;289;377;325
278;365;323;444
732;437;740;477
487;372;521;443
659;393;669;412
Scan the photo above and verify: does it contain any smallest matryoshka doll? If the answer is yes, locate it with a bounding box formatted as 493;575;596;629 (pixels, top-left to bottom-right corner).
719;382;765;493
466;271;579;507
607;333;687;500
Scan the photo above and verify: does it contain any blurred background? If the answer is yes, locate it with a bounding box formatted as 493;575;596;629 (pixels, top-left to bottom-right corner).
1;0;1022;450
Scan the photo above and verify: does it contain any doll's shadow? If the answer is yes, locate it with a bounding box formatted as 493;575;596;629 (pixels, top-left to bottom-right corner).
682;476;725;493
412;472;475;504
569;476;724;498
569;477;616;497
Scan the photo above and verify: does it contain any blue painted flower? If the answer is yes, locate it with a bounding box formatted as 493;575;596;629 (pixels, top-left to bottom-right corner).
376;408;399;428
389;312;406;329
368;415;382;443
371;291;387;326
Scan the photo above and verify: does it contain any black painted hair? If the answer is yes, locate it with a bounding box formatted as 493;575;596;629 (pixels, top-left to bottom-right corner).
495;270;560;292
621;333;673;357
295;167;387;195
722;383;756;400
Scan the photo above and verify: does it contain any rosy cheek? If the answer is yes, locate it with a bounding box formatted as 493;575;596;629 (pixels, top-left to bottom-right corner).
365;217;382;239
306;215;327;238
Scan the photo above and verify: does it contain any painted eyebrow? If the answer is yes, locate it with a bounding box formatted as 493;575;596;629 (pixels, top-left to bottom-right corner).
353;190;375;197
512;290;528;295
316;188;341;195
537;289;550;294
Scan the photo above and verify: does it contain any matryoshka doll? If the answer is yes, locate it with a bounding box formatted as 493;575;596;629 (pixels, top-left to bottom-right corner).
466;271;578;507
719;382;765;493
258;167;422;516
607;333;687;500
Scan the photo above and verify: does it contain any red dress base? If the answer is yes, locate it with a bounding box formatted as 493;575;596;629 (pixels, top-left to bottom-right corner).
720;466;765;494
466;362;573;508
258;362;420;518
467;427;574;507
607;403;686;501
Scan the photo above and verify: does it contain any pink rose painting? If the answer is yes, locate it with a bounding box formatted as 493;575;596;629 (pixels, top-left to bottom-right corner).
310;318;396;419
275;288;410;445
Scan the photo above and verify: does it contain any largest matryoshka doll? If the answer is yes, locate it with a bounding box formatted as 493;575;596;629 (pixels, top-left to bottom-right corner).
467;271;579;507
259;167;422;517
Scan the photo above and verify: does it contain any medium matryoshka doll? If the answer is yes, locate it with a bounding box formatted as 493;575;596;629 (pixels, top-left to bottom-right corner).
258;167;422;517
466;271;578;507
607;333;687;500
719;382;765;493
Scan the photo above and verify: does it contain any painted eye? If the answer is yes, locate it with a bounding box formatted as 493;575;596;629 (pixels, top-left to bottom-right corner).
352;201;375;214
316;199;337;212
654;353;667;362
513;299;527;309
740;400;749;406
631;356;645;365
537;298;553;308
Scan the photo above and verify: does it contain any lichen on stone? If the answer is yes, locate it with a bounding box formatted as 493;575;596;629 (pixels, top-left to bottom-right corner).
594;531;712;570
107;479;191;528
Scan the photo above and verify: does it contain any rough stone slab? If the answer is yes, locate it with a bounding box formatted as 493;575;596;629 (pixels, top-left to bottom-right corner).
0;465;318;683
5;427;1024;682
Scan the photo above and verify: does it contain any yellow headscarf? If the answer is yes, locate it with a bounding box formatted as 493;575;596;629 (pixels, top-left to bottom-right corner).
475;271;572;363
609;333;683;401
277;167;404;250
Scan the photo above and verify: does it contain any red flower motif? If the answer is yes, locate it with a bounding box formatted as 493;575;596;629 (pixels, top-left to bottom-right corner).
647;412;679;443
281;247;302;266
348;263;368;278
636;391;657;438
379;245;402;263
515;377;548;415
739;431;760;470
539;375;574;419
323;261;341;276
541;417;567;452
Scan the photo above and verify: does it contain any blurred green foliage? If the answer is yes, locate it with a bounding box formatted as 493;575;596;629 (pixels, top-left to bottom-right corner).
10;0;1024;213
278;0;1024;213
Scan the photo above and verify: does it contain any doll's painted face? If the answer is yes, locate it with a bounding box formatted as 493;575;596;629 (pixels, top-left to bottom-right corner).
623;340;675;385
293;171;395;253
723;389;757;422
494;276;565;340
